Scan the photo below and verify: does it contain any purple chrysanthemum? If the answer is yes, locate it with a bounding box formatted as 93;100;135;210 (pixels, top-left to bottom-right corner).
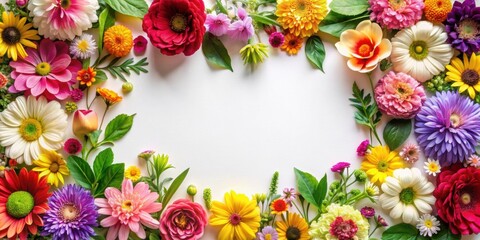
42;184;98;240
415;91;480;166
445;0;480;54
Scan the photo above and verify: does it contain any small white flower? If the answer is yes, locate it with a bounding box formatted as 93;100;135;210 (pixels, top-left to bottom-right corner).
365;181;379;200
416;214;441;237
424;159;441;176
467;154;480;168
70;34;97;59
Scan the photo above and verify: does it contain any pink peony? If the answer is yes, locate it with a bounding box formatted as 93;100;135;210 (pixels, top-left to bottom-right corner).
9;39;82;100
374;71;426;119
205;13;230;37
95;179;163;240
160;199;207;240
227;17;254;42
369;0;424;30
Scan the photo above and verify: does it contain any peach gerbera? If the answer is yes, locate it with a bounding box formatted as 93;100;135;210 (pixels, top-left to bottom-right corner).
335;20;392;73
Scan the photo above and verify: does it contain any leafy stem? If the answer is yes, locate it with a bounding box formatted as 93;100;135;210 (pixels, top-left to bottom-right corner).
96;57;148;82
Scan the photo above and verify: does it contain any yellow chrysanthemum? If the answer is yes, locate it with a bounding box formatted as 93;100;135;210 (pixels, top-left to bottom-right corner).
276;212;310;240
0;11;40;61
281;33;303;55
361;145;405;184
32;150;69;187
97;88;123;106
125;166;141;182
424;0;452;23
446;53;480;99
275;0;327;38
103;25;133;57
209;190;261;240
309;204;369;239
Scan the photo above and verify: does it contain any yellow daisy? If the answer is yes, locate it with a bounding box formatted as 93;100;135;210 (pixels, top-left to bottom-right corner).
32;150;70;187
276;212;310;240
446;53;480;99
0;11;40;61
103;25;133;57
361;145;405;185
125;165;141;182
275;0;327;38
209;190;261;240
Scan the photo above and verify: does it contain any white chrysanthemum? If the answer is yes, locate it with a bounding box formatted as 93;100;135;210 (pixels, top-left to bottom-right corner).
391;21;454;82
28;0;100;40
424;159;441;176
416;214;441;237
379;168;435;224
70;33;97;59
0;96;67;165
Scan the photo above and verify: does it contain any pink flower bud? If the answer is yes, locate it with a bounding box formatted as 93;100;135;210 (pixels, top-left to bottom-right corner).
73;110;98;136
16;0;28;7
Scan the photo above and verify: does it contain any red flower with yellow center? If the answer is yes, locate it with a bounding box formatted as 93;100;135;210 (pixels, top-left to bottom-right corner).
271;198;288;214
77;67;96;87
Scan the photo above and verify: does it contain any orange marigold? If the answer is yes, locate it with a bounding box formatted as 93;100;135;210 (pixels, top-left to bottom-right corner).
281;33;303;55
103;25;133;57
271;198;288;214
424;0;452;23
97;88;123;106
77;67;96;86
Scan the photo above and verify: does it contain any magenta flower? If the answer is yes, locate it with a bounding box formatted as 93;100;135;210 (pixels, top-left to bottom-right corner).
9;39;82;101
133;36;148;55
159;199;207;240
227;17;254;42
377;215;388;226
331;162;351;173
357;140;370;156
360;207;375;219
205;13;230;37
269;32;285;48
63;138;82;155
70;88;84;102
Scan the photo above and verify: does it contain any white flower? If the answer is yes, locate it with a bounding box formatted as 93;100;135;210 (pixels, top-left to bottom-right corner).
0;96;67;165
416;214;441;237
379;168;435;224
424;159;441;176
391;21;454;82
70;33;97;59
467;154;480;168
365;181;379;200
28;0;100;40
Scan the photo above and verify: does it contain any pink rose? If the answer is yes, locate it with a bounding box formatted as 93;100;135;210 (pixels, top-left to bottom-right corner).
160;199;207;240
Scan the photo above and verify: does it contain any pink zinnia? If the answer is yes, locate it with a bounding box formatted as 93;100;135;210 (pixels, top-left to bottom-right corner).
205;13;230;37
227;17;254;42
399;143;420;163
374;71;426;119
9;39;82;101
95;179;163;240
331;162;351;173
369;0;424;29
269;32;285;48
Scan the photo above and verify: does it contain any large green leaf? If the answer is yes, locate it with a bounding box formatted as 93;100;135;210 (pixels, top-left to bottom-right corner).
432;221;461;240
97;6;115;54
161;169;189;212
103;114;135;143
314;174;328;207
202;33;233;71
329;0;369;16
93;148;114;179
67;156;96;189
382;223;418;240
319;11;369;38
305;36;326;72
95;163;125;197
383;119;412;150
104;0;147;18
294;168;319;208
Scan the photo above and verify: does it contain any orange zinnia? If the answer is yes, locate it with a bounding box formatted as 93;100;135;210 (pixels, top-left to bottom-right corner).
97;88;122;106
77;67;97;86
271;198;288;214
281;33;303;55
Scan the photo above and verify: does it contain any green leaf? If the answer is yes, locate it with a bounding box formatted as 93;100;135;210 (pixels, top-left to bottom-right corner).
319;11;369;38
305;36;326;72
104;0;147;18
202;33;233;71
161;168;189;212
97;6;115;54
88;130;102;147
93;148;114;179
103;58;148;81
382;223;418;240
149;234;161;240
329;0;369;16
294;168;319;208
383;119;412;150
95;70;108;85
314;174;328;207
95;163;125;197
250;13;280;27
215;0;228;14
67;156;96;189
103;114;135;143
432;221;461;240
82;58;91;69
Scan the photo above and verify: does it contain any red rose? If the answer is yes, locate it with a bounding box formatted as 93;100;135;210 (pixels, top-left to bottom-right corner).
160;199;207;240
142;0;206;56
434;164;480;235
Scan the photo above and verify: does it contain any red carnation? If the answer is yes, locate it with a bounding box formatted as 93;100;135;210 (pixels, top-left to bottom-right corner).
434;164;480;235
142;0;206;56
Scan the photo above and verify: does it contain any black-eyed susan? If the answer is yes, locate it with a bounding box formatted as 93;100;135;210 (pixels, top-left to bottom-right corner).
281;33;303;55
275;0;327;38
446;53;480;99
125;165;141;182
103;25;133;57
0;12;40;60
276;212;310;240
32;150;70;187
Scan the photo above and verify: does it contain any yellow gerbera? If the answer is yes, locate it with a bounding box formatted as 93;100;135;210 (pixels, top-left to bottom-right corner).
361;145;404;184
275;0;327;38
446;53;480;99
276;212;310;240
209;190;261;240
0;11;40;61
32;150;70;187
125;165;141;182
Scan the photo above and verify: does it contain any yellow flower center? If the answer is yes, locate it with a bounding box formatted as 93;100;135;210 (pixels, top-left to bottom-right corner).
295;0;307;15
170;14;187;33
122;200;133;211
428;162;439;173
130;168;139;176
61;203;79;222
49;162;60;173
174;213;188;229
77;40;90;53
424;219;433;228
461;69;479;86
1;27;21;45
265;234;272;240
461;193;471;205
36;62;51;76
396;82;413;99
409;41;429;60
19;118;42;142
450;113;461;128
389;0;406;10
377;160;389;171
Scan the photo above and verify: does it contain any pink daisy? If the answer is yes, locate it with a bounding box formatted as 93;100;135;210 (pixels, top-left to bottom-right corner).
369;0;424;29
95;179;163;240
9;39;82;101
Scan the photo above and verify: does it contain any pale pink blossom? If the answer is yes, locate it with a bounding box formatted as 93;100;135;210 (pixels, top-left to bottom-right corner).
227;17;254;42
205;13;230;37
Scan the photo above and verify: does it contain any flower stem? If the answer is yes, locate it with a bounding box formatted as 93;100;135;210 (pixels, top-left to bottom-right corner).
99;106;109;130
366;73;383;145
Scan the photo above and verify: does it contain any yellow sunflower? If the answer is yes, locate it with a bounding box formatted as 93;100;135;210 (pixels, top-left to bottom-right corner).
125;165;141;182
209;190;261;240
32;150;70;187
446;53;480;99
361;145;404;185
275;0;327;38
276;212;310;240
0;11;39;61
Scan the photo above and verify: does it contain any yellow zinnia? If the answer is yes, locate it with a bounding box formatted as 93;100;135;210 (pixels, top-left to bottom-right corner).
275;0;327;38
32;150;70;187
125;166;141;182
0;11;40;61
361;145;404;184
446;53;480;99
209;190;261;240
276;212;310;240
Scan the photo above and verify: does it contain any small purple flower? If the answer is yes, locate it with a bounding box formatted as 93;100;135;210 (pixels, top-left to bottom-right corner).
205;13;230;37
269;32;285;48
256;226;279;240
281;187;296;204
357;139;369;156
227;17;254;42
331;162;351;173
237;7;248;20
377;215;388;226
360;206;375;218
133;36;148;55
445;0;480;54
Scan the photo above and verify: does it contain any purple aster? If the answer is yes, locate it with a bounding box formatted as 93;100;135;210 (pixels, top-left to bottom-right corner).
42;184;98;240
415;91;480;166
227;17;254;42
445;0;480;54
256;226;279;240
269;32;285;48
205;13;230;37
281;187;296;204
360;206;376;219
331;162;351;173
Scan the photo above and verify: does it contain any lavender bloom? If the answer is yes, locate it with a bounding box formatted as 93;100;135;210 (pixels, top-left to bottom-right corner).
445;0;480;54
205;13;230;37
227;17;254;42
281;187;296;204
256;226;279;240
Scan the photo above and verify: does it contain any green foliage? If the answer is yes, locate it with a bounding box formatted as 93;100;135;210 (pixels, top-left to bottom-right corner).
100;58;148;82
67;156;96;189
94;163;125;197
93;148;114;180
319;11;369;38
329;0;369;16
294;168;327;209
97;6;115;54
305;36;326;72
268;171;279;200
382;223;418;240
250;13;279;27
432;221;461;240
161;169;189;212
104;0;148;18
103;114;136;143
202;33;233;71
383;119;412;150
349;82;382;142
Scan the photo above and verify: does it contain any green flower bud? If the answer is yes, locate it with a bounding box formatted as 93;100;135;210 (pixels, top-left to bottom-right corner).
122;82;133;93
65;101;78;114
349;189;361;196
187;185;197;196
354;169;368;182
203;188;212;210
330;181;341;191
240;43;269;65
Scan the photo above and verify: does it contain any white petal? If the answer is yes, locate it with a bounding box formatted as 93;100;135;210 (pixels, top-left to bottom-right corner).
414;198;433;214
390;202;405;219
402;205;419;224
7;138;27;159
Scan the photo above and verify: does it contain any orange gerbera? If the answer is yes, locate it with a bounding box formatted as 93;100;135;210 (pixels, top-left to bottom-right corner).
97;88;123;106
103;25;133;57
271;198;288;214
281;33;303;55
424;0;452;23
77;67;97;86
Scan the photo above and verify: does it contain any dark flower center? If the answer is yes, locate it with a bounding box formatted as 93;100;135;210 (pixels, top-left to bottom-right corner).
174;213;188;229
286;226;301;240
289;39;298;47
458;19;480;40
229;213;241;225
60;0;71;8
2;27;21;45
399;187;415;204
60;203;79;222
461;69;479;86
170;14;187;33
49;162;60;173
6;191;34;218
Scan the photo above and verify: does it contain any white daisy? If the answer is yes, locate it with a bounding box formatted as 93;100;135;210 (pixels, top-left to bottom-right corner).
391;21;454;82
416;214;441;237
467;154;480;168
424;159;441;176
379;168;435;224
0;96;67;165
70;33;97;59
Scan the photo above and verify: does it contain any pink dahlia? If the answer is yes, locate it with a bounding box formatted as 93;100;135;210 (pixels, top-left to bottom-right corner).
9;38;82;101
374;71;426;119
95;179;163;240
160;199;207;240
369;0;424;30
